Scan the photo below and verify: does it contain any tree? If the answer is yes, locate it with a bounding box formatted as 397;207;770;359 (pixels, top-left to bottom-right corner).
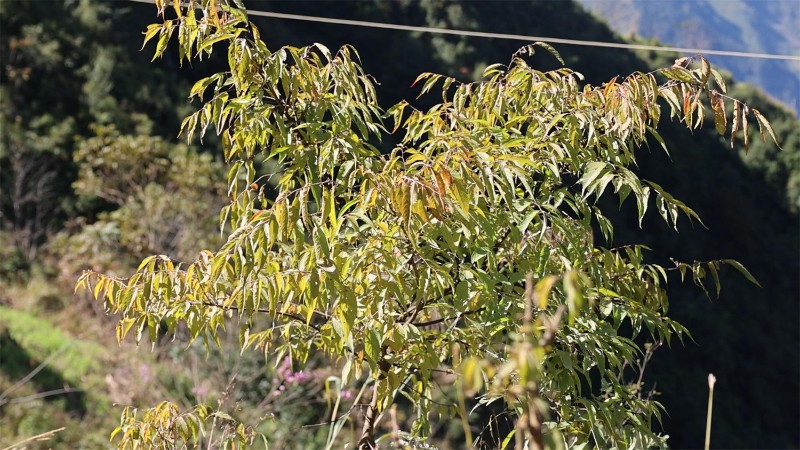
79;1;777;448
64;126;227;269
0;0;201;272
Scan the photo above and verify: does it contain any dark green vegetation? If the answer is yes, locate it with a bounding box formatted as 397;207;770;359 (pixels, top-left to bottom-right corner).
1;1;797;448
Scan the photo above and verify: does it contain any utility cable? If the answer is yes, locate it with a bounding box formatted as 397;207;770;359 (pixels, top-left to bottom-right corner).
128;0;800;61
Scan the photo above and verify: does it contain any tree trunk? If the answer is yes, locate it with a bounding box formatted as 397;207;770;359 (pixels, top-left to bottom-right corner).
357;381;380;450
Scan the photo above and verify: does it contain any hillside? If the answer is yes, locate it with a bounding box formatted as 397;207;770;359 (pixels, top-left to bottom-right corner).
1;1;798;448
576;0;800;115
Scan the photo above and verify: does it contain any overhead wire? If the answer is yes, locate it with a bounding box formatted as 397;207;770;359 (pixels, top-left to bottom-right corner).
128;0;800;62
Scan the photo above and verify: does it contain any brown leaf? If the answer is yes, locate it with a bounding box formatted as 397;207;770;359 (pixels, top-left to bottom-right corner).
711;91;726;135
742;105;750;152
730;101;740;148
673;56;692;67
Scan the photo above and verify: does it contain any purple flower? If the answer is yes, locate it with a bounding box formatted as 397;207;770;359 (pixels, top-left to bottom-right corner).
192;380;211;400
277;357;313;384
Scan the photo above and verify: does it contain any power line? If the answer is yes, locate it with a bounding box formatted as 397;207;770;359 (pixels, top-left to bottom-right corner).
129;0;800;62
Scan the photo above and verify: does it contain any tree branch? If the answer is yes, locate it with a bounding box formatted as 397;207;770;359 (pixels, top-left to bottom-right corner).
412;307;486;328
199;300;325;331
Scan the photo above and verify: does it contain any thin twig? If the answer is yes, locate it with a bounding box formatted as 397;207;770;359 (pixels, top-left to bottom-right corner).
199;300;324;331
705;374;716;450
1;387;83;406
412;307;486;328
0;344;71;404
2;427;66;450
635;341;662;391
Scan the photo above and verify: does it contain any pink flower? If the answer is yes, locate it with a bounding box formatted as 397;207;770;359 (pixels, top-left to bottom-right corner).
277;357;314;384
191;380;211;400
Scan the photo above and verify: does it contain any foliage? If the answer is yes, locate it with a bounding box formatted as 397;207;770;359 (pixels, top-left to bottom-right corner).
112;402;256;450
49;128;225;279
51;127;228;279
0;0;200;268
0;104;72;262
0;305;114;448
575;0;800;116
724;83;800;211
79;1;778;448
0;306;106;386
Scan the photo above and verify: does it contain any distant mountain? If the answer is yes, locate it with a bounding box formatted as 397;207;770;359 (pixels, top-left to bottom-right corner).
576;0;799;115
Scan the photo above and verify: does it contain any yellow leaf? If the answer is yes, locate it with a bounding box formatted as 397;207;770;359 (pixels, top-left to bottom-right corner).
535;276;557;310
398;182;410;223
412;195;429;222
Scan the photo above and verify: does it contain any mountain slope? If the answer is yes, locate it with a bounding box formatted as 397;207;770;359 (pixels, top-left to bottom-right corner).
576;0;799;115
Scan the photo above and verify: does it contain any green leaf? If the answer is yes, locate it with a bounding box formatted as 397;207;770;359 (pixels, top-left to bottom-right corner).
579;161;609;197
500;429;516;450
724;259;761;287
152;21;173;61
661;67;695;83
197;33;236;53
141;23;162;50
707;261;721;296
699;56;711;86
710;68;727;93
189;75;219;100
519;210;539;233
532;41;565;65
365;329;381;374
